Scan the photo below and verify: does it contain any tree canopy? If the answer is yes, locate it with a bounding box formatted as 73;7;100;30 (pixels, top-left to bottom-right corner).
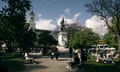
103;33;117;49
85;0;120;60
69;28;99;49
0;0;34;52
38;31;58;47
85;0;120;35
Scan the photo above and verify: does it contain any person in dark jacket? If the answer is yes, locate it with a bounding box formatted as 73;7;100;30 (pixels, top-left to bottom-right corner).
50;45;59;60
81;54;87;64
70;53;80;68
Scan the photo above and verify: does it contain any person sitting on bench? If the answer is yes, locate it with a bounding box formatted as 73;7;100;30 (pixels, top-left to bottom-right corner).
68;53;80;68
24;52;34;63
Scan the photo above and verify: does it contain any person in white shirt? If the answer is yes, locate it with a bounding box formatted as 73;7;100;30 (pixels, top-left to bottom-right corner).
24;52;34;63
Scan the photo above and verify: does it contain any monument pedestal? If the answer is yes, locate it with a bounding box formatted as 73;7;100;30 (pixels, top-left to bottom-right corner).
57;45;68;52
57;32;68;52
58;32;67;47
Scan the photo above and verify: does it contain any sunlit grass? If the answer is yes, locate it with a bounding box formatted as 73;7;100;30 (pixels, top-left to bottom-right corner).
83;56;120;72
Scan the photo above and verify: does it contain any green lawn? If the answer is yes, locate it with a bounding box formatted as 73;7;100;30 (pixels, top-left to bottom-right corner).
78;56;120;72
0;53;25;72
1;54;120;72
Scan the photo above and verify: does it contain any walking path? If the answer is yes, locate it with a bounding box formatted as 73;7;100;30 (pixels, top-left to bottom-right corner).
23;57;68;72
22;53;84;72
23;50;84;72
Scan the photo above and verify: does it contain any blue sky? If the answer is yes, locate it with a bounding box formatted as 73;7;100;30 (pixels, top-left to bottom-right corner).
0;0;108;36
30;0;108;36
30;0;91;24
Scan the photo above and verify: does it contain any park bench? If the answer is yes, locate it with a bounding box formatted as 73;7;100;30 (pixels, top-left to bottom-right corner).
24;56;33;64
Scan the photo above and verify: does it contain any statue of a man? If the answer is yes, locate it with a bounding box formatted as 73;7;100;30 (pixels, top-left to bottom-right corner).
60;18;65;32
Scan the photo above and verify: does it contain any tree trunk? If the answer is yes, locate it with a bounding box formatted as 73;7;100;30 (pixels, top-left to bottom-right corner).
117;34;120;61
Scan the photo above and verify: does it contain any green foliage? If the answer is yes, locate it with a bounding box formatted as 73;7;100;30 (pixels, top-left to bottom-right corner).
111;16;120;33
85;0;120;50
75;56;120;72
21;29;36;49
0;53;24;72
0;0;34;51
38;31;57;46
65;24;83;48
85;0;120;61
69;28;99;49
104;33;117;48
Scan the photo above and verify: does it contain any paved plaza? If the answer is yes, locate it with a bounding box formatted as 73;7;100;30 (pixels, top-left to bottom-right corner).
22;53;84;72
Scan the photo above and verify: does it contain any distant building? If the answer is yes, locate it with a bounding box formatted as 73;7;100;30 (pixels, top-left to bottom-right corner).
28;10;51;47
28;10;35;31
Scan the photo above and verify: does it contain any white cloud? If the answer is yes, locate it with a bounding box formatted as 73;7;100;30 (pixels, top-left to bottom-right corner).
57;16;79;26
35;12;81;31
38;13;42;17
65;18;78;24
56;15;78;32
85;15;108;36
65;8;70;15
73;13;81;19
57;16;64;26
35;18;56;31
57;12;81;26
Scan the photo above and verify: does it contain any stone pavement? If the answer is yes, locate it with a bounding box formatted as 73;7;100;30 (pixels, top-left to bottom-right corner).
22;55;84;72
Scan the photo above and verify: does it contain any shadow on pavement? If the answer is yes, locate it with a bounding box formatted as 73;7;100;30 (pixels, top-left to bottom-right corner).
58;58;70;61
24;64;48;72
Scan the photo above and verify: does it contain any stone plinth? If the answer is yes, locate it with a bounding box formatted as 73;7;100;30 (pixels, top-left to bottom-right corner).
57;45;69;52
58;32;67;47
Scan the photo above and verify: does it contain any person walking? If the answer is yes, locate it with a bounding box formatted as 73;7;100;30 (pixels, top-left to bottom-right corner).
50;45;59;60
54;47;59;60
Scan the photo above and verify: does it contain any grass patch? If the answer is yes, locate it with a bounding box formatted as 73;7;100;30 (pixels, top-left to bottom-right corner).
0;53;25;72
82;56;120;72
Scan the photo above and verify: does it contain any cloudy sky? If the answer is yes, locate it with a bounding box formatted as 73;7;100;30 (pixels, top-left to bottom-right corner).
29;0;108;35
29;0;90;30
0;0;108;36
85;15;108;36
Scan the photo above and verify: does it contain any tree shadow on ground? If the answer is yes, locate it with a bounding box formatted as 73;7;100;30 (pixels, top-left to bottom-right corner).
0;60;24;72
75;63;120;72
30;54;42;59
23;64;48;72
58;58;70;61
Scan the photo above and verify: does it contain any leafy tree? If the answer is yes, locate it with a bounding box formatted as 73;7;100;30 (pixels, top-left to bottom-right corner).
21;29;36;50
0;0;32;52
38;31;57;46
69;28;99;49
65;24;81;47
104;33;117;49
85;0;120;60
